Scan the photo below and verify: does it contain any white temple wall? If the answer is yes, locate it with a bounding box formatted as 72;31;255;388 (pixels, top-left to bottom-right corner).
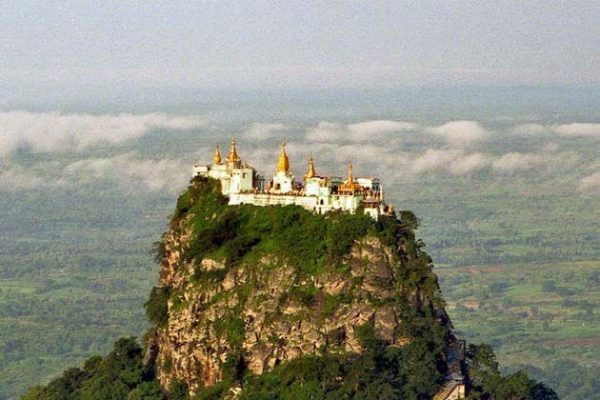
272;171;294;193
229;167;254;193
230;193;319;209
305;179;320;196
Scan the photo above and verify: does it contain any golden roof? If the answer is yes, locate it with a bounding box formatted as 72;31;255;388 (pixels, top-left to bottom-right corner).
348;161;353;181
213;144;222;164
277;140;290;173
228;137;240;162
340;161;359;193
305;156;316;180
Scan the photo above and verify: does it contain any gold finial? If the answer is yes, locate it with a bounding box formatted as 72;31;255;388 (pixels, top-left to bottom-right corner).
340;161;357;193
228;137;240;162
305;155;316;180
277;140;290;173
213;144;222;164
347;161;354;183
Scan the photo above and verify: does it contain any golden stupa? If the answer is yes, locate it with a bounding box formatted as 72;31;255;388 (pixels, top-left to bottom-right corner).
277;140;290;173
228;137;240;162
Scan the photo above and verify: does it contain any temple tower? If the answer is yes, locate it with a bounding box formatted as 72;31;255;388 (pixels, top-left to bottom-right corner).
227;138;241;169
272;141;294;193
340;161;359;194
213;144;222;165
304;156;316;181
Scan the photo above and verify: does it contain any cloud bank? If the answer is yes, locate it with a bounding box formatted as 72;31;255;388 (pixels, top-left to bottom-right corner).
305;119;491;147
492;152;548;172
244;123;287;140
0;111;204;155
0;153;190;194
426;120;490;146
0;114;594;195
305;120;419;142
550;123;600;137
512;122;600;137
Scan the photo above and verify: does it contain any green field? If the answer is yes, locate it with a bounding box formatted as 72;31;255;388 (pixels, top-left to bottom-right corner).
436;260;599;398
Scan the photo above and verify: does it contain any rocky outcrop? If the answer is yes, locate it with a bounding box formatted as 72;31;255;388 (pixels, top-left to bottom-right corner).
154;224;412;394
145;177;458;397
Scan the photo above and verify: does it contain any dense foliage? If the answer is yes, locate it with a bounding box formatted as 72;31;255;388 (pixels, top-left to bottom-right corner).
23;338;558;400
145;286;172;328
172;176;378;275
465;344;559;400
199;323;444;400
21;338;160;400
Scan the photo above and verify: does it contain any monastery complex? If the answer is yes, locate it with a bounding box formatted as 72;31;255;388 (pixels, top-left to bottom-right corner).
193;138;393;220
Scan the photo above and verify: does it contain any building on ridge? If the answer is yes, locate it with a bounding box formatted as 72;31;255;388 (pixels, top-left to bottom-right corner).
193;138;393;220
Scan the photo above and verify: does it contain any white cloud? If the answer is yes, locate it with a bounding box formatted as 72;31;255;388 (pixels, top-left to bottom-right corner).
550;123;600;137
510;123;548;135
305;121;346;142
0;165;65;191
449;152;490;175
63;154;190;193
510;123;600;138
427;120;489;146
3;116;594;194
306;119;492;146
234;140;402;179
0;154;190;193
411;149;460;174
492;151;579;173
0;111;204;155
492;152;546;172
347;120;419;140
305;120;418;142
304;120;599;146
411;149;490;175
244;123;287;140
580;172;600;193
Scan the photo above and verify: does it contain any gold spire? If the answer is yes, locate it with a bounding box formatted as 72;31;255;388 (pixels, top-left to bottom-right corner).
340;161;358;193
277;140;290;173
228;137;240;162
304;155;316;180
213;144;222;164
347;161;354;183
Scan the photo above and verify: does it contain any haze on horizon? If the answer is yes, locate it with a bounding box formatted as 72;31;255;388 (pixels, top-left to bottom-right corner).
1;1;599;93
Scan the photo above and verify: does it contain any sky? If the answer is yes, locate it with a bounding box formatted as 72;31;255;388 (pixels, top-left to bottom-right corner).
1;1;599;91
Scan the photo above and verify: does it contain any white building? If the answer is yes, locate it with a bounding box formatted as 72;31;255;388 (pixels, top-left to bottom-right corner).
193;138;393;220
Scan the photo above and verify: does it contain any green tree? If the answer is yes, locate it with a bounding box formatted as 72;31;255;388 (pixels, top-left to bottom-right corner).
145;286;172;327
126;381;163;400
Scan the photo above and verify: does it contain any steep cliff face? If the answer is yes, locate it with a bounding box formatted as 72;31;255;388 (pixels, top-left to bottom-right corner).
147;176;455;397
